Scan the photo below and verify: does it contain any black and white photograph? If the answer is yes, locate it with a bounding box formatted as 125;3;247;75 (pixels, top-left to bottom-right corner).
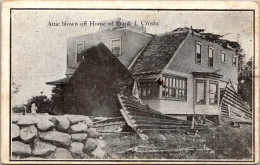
1;1;259;164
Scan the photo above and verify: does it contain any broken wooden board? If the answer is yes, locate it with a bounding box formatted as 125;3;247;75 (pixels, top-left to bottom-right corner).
220;80;252;124
93;117;126;132
118;94;204;140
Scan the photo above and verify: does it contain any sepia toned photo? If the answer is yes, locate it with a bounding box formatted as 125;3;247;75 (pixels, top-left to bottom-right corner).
1;1;259;164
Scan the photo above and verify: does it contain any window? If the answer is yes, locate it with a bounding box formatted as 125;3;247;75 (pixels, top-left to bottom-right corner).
221;52;226;63
195;80;206;104
196;42;202;64
232;55;237;66
209;82;218;105
76;42;85;62
140;82;159;98
111;38;121;58
208;47;214;67
162;75;187;101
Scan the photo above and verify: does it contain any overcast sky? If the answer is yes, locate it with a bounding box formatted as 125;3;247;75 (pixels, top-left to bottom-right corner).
11;10;254;106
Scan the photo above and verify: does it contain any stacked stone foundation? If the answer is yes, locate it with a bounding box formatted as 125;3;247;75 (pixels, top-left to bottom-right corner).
11;114;105;159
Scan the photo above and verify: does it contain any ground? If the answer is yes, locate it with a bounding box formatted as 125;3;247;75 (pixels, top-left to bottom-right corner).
101;124;252;160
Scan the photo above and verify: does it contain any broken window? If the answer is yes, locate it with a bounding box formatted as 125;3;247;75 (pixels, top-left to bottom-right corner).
208;47;214;67
221;52;226;63
232;55;237;66
162;75;187;101
196;80;206;104
209;82;218;105
111;38;121;58
196;42;202;64
76;42;84;62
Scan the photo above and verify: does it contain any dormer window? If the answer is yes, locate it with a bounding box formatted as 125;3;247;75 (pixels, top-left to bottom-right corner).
232;55;237;66
208;47;214;67
111;38;121;58
196;42;202;64
76;42;84;62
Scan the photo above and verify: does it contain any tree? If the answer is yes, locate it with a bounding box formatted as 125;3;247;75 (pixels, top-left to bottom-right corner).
238;57;253;110
50;86;65;115
26;95;53;114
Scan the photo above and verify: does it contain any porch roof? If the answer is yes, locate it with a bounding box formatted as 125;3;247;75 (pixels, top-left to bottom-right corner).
46;77;70;85
192;71;223;79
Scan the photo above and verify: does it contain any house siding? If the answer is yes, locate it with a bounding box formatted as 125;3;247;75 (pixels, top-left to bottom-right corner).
142;70;194;115
167;33;239;88
141;33;239;116
66;29;152;75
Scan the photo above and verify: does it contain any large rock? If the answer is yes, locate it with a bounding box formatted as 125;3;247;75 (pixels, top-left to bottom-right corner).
37;119;54;131
86;128;98;138
65;115;88;124
83;117;93;127
12;141;31;156
12;124;20;139
91;147;105;158
20;125;37;142
39;131;71;147
52;116;70;132
12;115;20;123
17;116;36;126
83;138;98;153
69;142;84;154
51;148;73;159
70;122;88;133
71;133;88;142
32;141;57;156
96;139;106;149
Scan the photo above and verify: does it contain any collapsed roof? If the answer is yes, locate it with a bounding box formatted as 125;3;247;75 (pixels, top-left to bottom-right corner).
61;42;134;116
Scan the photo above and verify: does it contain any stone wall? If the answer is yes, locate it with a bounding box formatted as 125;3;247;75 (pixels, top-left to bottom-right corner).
11;114;105;159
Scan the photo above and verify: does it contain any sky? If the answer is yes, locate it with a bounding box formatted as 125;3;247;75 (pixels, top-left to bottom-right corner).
11;10;254;106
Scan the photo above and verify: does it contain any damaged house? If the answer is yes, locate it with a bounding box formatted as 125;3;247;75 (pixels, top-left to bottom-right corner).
47;18;251;124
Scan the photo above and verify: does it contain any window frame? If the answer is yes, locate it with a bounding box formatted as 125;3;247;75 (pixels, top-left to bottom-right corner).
221;51;226;63
161;74;187;101
232;54;237;67
195;80;207;105
111;37;122;58
139;81;159;99
76;42;85;63
209;81;219;105
195;42;202;64
208;47;214;67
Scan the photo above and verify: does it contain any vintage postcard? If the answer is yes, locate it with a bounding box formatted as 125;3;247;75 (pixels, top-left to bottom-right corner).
1;0;259;164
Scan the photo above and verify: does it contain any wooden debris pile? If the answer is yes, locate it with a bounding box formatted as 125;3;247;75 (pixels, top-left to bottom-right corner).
220;81;252;125
118;94;204;140
92;117;126;133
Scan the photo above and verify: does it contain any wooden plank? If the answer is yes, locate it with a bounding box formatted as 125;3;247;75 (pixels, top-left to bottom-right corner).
130;115;190;124
133;120;191;126
136;124;201;129
93;122;125;128
124;109;179;121
225;87;249;108
120;109;148;140
122;102;169;117
222;100;252;116
223;93;248;111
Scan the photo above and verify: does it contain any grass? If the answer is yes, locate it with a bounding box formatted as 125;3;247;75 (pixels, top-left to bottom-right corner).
100;124;253;160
